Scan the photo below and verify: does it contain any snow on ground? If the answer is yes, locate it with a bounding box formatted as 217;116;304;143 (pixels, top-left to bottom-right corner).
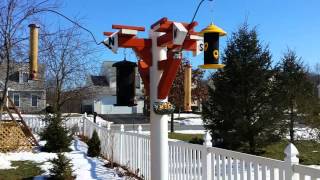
0;154;12;169
0;138;124;180
174;130;206;134
85;115;112;127
171;113;204;125
286;126;320;141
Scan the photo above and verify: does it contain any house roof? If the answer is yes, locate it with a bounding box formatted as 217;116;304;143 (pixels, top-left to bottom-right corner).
90;76;109;86
0;62;45;91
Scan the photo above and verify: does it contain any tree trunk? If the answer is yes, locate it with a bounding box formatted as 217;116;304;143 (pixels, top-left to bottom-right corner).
170;113;174;133
249;136;256;154
0;103;3;120
289;105;295;143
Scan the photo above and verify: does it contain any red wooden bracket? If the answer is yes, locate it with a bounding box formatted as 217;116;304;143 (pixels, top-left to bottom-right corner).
103;18;200;99
157;52;182;99
138;60;150;95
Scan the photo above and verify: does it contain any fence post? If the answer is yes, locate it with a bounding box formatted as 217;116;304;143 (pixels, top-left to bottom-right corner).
82;113;87;136
284;143;299;180
137;125;142;175
119;124;124;165
202;131;212;180
107;123;111;131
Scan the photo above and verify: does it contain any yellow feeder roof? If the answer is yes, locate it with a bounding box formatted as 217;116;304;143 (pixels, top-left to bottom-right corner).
200;23;227;36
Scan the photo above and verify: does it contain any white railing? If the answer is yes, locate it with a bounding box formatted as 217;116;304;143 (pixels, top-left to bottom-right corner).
24;114;320;180
23;115;82;134
83;116;151;179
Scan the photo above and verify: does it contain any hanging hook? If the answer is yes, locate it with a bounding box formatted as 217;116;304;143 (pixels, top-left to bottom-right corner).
124;48;127;61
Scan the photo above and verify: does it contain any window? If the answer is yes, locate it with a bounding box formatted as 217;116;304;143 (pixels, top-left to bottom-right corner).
22;73;29;83
12;93;20;107
19;72;29;83
31;95;38;107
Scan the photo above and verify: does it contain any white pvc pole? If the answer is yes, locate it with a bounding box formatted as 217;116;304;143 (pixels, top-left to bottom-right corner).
149;30;169;180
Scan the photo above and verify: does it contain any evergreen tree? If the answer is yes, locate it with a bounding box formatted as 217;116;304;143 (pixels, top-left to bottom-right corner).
202;24;282;153
41;114;72;152
49;153;74;180
274;50;319;142
87;130;101;157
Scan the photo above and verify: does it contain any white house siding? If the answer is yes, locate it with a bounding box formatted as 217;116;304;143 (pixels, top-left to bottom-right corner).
93;96;144;114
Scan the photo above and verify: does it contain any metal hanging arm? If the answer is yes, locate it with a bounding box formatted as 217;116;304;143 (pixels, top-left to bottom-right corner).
190;0;213;24
39;9;103;45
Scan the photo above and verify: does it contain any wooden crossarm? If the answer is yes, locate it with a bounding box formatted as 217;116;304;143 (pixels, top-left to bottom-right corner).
112;24;145;31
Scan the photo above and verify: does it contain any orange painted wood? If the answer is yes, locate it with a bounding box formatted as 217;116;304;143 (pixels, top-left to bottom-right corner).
156;21;173;32
151;17;168;29
138;60;150;95
182;40;197;51
158;60;168;70
157;57;182;99
118;37;152;48
157;32;173;47
112;24;145;31
134;47;152;66
186;21;198;30
188;31;200;35
103;32;114;36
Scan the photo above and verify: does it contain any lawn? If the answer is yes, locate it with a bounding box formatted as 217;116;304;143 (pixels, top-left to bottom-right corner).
168;133;203;143
0;161;43;180
261;140;320;165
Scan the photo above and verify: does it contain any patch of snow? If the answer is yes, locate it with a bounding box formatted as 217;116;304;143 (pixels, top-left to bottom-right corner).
174;130;206;134
85;115;113;127
170;113;204;125
286;126;320;141
0;154;12;169
179;118;203;125
308;165;320;170
0;138;124;180
173;113;201;119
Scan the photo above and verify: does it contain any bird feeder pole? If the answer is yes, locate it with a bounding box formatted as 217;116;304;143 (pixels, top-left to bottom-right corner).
102;16;225;179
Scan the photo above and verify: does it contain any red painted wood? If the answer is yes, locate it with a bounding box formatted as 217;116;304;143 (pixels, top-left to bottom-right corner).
103;32;113;36
112;24;145;31
157;56;182;99
138;60;150;95
157;32;173;47
118;37;152;48
151;17;168;29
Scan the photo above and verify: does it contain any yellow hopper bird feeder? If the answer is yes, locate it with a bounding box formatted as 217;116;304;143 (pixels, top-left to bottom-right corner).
199;23;226;69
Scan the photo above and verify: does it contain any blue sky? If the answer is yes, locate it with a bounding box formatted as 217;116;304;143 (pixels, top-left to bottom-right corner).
46;0;320;72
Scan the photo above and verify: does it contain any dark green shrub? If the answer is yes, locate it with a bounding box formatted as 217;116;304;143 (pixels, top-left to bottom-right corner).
49;153;74;180
87;130;101;157
40;114;72;152
45;106;55;114
189;136;204;145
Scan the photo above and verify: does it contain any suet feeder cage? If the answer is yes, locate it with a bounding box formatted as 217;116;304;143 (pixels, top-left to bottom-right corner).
199;23;226;69
112;60;137;106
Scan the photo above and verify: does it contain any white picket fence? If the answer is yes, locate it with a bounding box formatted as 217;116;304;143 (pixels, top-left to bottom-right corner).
23;115;82;134
25;114;320;180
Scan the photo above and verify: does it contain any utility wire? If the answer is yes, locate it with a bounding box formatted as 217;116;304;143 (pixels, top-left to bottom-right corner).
40;9;102;45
